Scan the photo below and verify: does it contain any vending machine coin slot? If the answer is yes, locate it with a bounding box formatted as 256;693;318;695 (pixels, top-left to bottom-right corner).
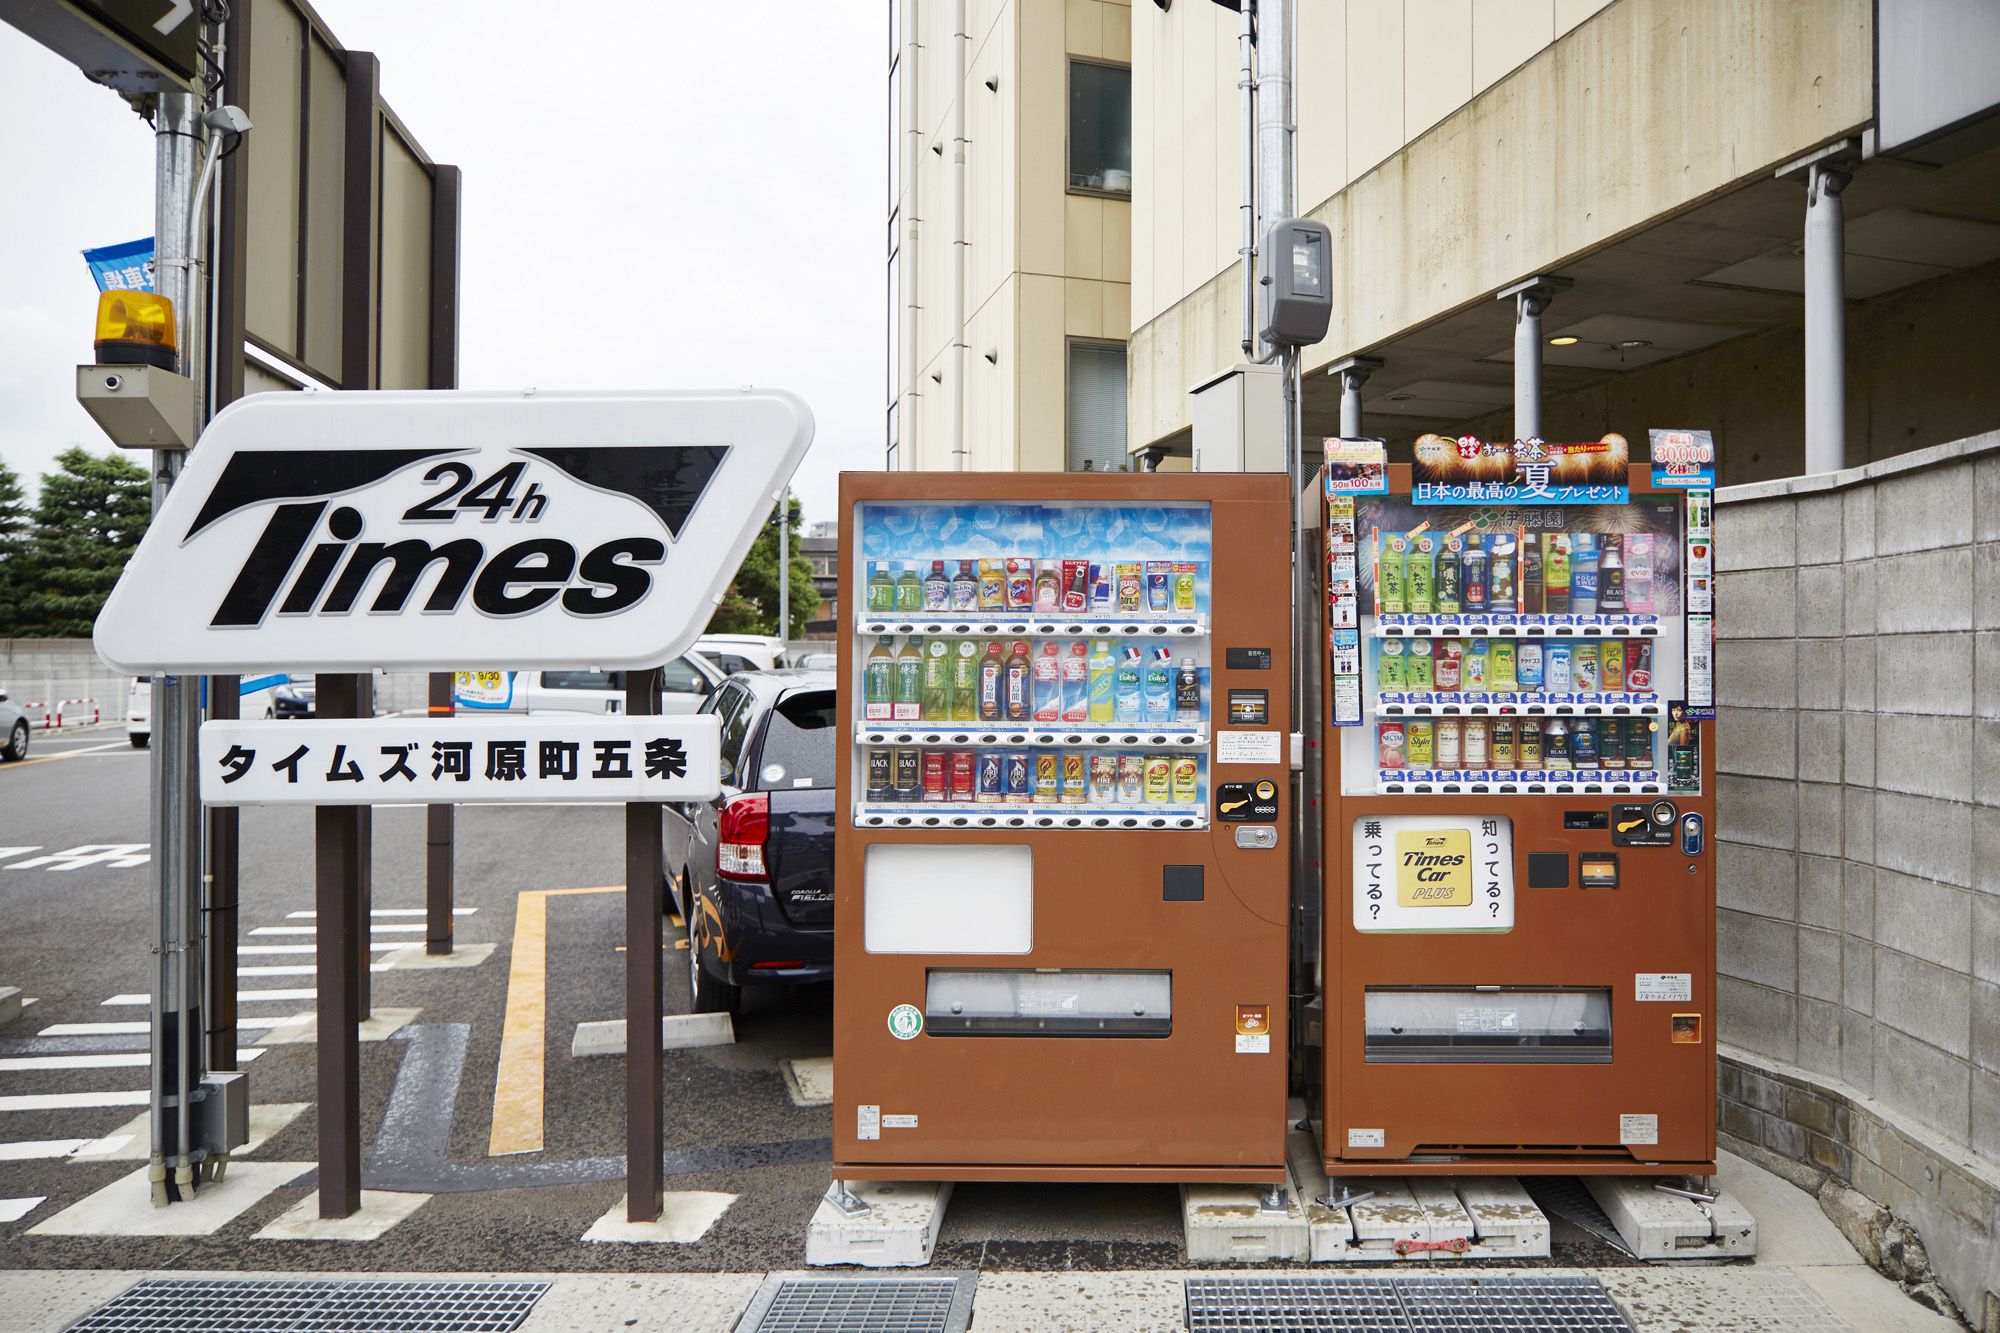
1527;852;1570;888
1611;802;1674;846
1579;853;1620;889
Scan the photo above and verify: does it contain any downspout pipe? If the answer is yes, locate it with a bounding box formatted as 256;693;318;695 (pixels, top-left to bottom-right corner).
1238;1;1256;359
951;0;969;469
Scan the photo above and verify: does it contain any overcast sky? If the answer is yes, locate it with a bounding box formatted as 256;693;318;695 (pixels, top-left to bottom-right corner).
0;2;883;527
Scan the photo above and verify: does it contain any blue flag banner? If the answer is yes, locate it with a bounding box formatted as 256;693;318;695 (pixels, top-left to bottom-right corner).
83;237;156;293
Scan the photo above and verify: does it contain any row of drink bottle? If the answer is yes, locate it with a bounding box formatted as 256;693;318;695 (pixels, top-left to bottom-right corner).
862;636;1203;725
1377;530;1662;616
1378;637;1656;694
1377;717;1658;772
864;557;1202;616
865;746;1202;806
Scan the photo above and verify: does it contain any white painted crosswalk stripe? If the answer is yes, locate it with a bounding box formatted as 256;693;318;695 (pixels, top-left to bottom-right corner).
285;908;476;919
102;988;315;1006
250;924;424;936
0;1091;148;1112
38;1018;295;1037
0;1050;264;1072
240;943;402;955
0;1140;89;1161
0;1197;44;1222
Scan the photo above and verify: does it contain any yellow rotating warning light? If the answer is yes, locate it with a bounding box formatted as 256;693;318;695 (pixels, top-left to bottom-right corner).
94;290;178;370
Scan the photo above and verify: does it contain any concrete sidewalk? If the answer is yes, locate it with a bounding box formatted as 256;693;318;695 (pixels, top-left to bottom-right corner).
0;1151;1959;1331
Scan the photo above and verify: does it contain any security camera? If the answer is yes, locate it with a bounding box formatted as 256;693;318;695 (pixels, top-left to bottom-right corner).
202;105;252;135
103;373;124;391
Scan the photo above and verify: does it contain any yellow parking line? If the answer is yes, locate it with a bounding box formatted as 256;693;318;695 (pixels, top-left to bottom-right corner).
486;884;621;1157
0;740;128;771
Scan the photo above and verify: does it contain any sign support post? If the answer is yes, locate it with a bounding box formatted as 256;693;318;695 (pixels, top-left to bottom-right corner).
314;673;365;1218
625;668;665;1222
206;675;239;1075
426;673;455;955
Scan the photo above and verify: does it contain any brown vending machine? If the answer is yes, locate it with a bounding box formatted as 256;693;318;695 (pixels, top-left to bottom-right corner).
1319;435;1717;1177
834;472;1294;1183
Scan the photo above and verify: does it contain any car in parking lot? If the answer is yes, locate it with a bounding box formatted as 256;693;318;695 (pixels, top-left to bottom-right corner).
452;655;724;716
664;669;835;1014
1;686;29;761
693;634;788;675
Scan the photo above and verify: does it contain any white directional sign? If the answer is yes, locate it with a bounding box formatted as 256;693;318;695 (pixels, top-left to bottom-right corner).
95;389;814;673
199;716;721;806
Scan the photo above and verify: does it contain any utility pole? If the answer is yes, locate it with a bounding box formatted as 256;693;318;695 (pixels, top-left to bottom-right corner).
778;497;790;650
149;87;206;1206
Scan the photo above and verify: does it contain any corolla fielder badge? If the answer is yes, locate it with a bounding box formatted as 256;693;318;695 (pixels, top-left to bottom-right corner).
94;389;814;673
887;1004;923;1041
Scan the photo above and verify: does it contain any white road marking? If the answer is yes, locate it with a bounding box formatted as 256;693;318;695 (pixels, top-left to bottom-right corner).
39;1017;295;1036
0;1140;89;1161
249;924;424;936
0;1091;148;1111
4;844;150;871
0;848;42;865
0;1197;44;1222
0;1050;264;1072
71;1133;135;1157
286;908;477;919
102;989;315;1006
239;943;402;955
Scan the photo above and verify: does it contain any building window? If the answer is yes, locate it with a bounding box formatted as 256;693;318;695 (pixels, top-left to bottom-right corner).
1068;60;1131;197
1066;340;1127;472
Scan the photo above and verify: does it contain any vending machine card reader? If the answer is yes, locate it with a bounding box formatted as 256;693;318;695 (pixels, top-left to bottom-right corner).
834;472;1294;1182
1318;437;1717;1176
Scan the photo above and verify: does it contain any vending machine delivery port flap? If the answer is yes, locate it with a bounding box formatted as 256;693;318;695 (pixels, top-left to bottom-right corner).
1318;437;1717;1175
834;472;1293;1183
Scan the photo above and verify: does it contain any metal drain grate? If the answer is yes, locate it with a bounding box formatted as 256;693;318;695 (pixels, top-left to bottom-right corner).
1185;1275;1633;1332
1522;1176;1636;1257
67;1278;550;1333
736;1272;976;1333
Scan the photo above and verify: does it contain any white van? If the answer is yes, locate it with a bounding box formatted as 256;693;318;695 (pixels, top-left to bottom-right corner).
693;634;788;674
453;654;723;717
129;674;293;747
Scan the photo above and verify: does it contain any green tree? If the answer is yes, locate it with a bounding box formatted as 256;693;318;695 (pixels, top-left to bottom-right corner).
707;491;820;639
0;459;30;633
12;447;151;638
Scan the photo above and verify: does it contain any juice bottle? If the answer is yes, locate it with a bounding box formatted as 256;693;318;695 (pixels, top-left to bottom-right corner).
1032;642;1062;722
1115;646;1144;723
1144;646;1174;722
922;636;951;718
1062;641;1091;723
894;638;923;720
866;561;894;613
1087;638;1117;724
922;559;950;610
1005;639;1032;721
894;562;924;612
1460;537;1489;612
951;559;979;610
864;636;894;719
1543;534;1572;613
1034;561;1061;611
951;638;980;721
978;640;1005;721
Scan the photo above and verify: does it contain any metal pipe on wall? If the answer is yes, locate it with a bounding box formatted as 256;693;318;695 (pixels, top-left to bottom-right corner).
898;0;921;470
1237;1;1256;359
951;0;969;470
1804;161;1851;475
1500;276;1567;443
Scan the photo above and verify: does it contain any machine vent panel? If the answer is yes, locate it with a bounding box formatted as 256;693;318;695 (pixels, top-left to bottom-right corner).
736;1273;976;1333
1185;1275;1633;1331
68;1278;550;1332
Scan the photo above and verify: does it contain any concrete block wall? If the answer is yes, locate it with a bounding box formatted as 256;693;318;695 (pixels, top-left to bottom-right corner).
1715;431;2000;1327
0;639;132;723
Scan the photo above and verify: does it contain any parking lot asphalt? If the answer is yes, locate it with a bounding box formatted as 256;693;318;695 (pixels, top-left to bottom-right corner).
0;724;1636;1274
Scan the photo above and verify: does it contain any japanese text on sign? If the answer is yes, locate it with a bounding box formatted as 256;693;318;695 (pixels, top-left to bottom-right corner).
199;716;721;806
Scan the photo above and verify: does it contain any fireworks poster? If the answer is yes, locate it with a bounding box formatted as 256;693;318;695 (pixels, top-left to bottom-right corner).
1411;434;1629;506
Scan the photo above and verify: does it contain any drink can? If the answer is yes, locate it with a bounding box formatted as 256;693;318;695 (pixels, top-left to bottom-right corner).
1464;717;1491;768
1518;720;1543;768
1143;754;1173;803
1571;719;1598;769
1490;640;1517;691
1171;754;1199;804
1405;719;1435;767
1088;753;1119;801
1089;563;1113;611
1377;639;1407;691
1518;641;1544;690
1545;643;1573;692
1378;721;1407;769
950;749;977;800
1600;640;1625;691
1626;718;1655;770
1625;641;1654;692
866;747;892;801
1146;561;1173;614
894;747;922;800
1434;639;1464;692
1116;563;1144;613
1599;718;1625;768
976;750;1005;803
1004;749;1032;803
922;750;948;802
1118;752;1146;803
1408;638;1436;690
1435;718;1463;768
1061;751;1088;804
1572;643;1600;692
1033;750;1061;803
1492;718;1515;769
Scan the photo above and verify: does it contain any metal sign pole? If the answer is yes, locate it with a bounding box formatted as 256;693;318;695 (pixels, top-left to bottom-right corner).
314;673;364;1218
426;673;455;955
625;668;665;1221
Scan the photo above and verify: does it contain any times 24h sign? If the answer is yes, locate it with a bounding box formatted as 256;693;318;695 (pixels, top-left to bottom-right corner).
95;389;814;673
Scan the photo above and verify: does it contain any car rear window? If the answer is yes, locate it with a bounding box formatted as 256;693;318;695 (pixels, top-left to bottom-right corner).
754;690;836;789
543;670;621;692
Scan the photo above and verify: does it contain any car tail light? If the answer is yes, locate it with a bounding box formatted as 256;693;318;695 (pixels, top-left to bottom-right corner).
717;792;769;881
750;960;805;970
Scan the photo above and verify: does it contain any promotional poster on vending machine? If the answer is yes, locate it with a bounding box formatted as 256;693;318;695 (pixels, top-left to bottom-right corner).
1317;433;1718;1177
833;472;1295;1182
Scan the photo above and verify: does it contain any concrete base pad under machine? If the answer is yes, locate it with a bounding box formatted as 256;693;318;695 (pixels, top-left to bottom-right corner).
805;1181;953;1268
1585;1176;1757;1260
